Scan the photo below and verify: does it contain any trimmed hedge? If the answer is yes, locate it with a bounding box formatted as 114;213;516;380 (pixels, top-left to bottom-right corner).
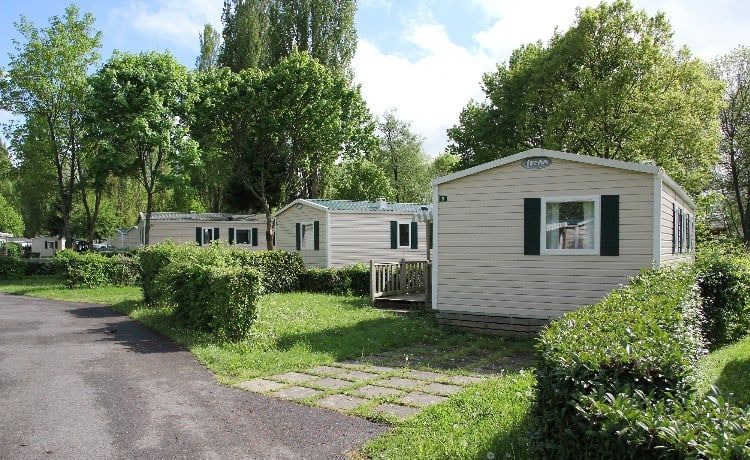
535;267;706;457
56;251;141;288
162;262;263;341
298;264;369;297
0;257;25;279
226;250;304;293
23;258;64;276
696;243;750;349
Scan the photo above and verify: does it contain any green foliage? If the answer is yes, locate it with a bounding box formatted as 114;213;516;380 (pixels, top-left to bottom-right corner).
330;157;394;201
534;267;705;457
695;243;750;348
298;264;369;297
0;193;24;236
698;335;750;406
165;262;264;341
0;257;25;279
225;249;303;293
4;242;22;259
22;258;63;276
196;23;221;72
56;250;140;289
448;0;722;195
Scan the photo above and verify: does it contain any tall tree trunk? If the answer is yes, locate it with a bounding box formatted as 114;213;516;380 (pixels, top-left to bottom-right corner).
144;190;153;246
264;198;274;250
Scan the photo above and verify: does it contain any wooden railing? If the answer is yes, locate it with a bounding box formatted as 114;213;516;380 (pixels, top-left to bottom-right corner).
370;259;431;301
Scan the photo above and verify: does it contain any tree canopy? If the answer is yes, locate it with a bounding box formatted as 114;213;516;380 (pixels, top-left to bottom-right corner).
448;0;723;194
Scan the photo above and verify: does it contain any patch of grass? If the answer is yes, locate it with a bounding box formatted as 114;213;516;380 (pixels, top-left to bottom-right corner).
0;276;142;304
698;335;750;406
364;371;536;459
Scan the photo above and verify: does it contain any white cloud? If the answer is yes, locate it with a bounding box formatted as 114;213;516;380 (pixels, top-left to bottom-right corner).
111;0;222;52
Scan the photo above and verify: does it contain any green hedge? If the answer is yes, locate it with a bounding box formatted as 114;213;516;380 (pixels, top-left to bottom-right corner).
298;264;369;296
696;243;750;349
0;257;25;279
226;250;304;293
56;251;141;288
534;267;706;457
162;262;263;341
23;258;64;276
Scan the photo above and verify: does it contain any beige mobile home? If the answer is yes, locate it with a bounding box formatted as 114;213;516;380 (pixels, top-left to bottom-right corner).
31;236;65;258
432;148;695;335
275;199;430;268
132;212;267;248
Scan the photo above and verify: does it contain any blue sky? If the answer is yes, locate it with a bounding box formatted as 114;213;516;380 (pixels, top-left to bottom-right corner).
2;0;749;154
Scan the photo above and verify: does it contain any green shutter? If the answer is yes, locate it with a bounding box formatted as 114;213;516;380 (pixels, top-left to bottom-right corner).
410;221;418;249
214;228;219;242
600;195;620;256
524;198;541;255
672;203;676;254
196;227;202;246
428;222;433;250
252;228;258;246
228;228;235;244
390;221;398;249
295;223;301;250
313;221;320;251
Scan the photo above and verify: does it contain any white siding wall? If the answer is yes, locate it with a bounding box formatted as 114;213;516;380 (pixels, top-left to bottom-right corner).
275;205;328;268
436;158;655;319
147;218;267;250
660;182;696;265
329;213;429;268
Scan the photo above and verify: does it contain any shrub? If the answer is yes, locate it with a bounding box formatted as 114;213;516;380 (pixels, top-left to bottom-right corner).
165;262;263;341
696;243;750;348
0;256;25;279
3;242;22;258
23;258;64;276
298;264;370;296
227;250;303;293
534;267;705;458
57;251;141;288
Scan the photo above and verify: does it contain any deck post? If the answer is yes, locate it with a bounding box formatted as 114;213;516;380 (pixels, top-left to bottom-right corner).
399;259;406;294
370;260;376;302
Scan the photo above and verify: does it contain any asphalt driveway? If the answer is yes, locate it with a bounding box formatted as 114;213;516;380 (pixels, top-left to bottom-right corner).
0;293;386;459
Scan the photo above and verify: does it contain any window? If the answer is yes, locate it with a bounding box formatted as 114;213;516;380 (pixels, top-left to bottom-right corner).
301;222;314;250
236;230;250;245
398;223;411;247
541;196;600;255
203;228;215;245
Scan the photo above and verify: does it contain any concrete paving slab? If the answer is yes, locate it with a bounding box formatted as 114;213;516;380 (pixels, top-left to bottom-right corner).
269;372;317;384
399;392;447;407
236;378;287;393
373;403;420;421
362;365;397;374
270;386;322;401
315;395;368;412
354;385;403;399
444;375;484;386
338;370;380;382
406;370;445;381
376;377;424;390
310;377;351;390
421;382;463;396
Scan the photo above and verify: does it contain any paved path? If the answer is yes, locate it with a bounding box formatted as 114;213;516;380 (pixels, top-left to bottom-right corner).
0;293;385;459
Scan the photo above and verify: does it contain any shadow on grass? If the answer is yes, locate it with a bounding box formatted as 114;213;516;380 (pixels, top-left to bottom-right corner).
485;412;536;460
715;357;750;406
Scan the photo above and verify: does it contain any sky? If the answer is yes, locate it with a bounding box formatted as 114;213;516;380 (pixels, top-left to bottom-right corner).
1;0;749;155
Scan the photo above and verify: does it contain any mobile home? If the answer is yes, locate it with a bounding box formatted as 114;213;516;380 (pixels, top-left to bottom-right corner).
274;199;430;268
133;212;268;248
431;148;695;335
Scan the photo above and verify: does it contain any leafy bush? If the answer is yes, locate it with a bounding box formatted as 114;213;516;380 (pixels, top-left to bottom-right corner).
23;258;64;276
227;250;303;293
3;242;22;258
164;262;263;341
0;257;25;279
534;267;705;457
696;243;750;348
298;264;370;296
584;388;750;459
57;251;141;288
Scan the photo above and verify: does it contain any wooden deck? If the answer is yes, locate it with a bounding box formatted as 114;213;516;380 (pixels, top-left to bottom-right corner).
373;292;427;311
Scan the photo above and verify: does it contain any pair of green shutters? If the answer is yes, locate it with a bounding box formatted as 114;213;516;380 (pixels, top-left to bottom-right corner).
195;227;258;246
389;221;419;249
523;196;620;256
295;221;320;251
672;204;692;254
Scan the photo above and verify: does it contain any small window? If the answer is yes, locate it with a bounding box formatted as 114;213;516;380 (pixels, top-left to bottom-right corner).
541;197;599;255
398;223;411;247
301;222;314;250
236;230;250;245
203;228;215;245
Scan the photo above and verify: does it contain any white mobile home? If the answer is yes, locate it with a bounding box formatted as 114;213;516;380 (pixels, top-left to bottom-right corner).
432;148;695;335
275;199;430;268
31;236;66;258
132;212;268;248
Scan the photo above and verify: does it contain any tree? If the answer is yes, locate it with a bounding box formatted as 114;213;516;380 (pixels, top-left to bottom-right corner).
330;157;394;201
0;5;102;246
713;46;750;247
448;0;723;195
88;52;196;245
374;111;431;202
0;140;15;200
430;152;459;179
219;0;270;71
0;194;24;236
196;23;222;72
219;0;357;75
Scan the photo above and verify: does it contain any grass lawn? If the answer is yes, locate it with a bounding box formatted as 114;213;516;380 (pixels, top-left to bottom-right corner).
698;335;750;406
0;276;538;458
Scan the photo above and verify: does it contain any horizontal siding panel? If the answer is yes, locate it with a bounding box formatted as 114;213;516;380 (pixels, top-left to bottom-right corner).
276;205;327;267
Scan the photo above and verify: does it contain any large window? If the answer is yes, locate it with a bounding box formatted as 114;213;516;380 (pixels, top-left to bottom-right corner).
236;229;250;245
301;222;314;250
398;223;411;247
541;196;599;255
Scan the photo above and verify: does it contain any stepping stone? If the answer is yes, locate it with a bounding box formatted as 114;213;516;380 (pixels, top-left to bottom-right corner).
332;362;363;369
374;403;420;421
311;377;351;390
309;365;347;376
399;392;447;407
377;377;424;390
271;386;322;401
236;378;286;393
407;370;445;381
315;394;368;412
444;375;484;386
269;372;316;384
421;382;463;396
363;365;397;374
339;370;379;382
355;385;403;399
